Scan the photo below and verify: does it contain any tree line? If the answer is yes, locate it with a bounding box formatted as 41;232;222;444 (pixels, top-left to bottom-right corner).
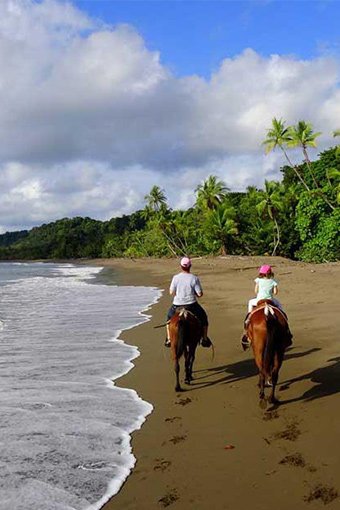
0;119;339;263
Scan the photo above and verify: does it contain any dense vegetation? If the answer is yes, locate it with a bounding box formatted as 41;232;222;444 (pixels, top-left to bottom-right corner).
1;119;339;263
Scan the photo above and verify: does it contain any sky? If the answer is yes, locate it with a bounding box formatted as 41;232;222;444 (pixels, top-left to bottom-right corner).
1;0;340;232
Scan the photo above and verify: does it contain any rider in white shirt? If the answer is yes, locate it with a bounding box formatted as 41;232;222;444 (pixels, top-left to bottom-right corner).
165;257;210;347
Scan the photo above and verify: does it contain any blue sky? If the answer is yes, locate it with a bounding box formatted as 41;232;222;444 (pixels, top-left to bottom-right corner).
73;0;340;77
1;0;340;231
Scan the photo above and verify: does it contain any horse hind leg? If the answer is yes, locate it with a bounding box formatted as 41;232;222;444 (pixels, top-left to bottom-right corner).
255;355;266;407
258;372;267;408
174;360;182;392
268;368;280;405
268;351;283;404
188;351;196;383
184;349;192;385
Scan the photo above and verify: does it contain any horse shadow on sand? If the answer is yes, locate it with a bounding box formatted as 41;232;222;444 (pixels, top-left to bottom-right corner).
277;355;340;405
185;347;321;393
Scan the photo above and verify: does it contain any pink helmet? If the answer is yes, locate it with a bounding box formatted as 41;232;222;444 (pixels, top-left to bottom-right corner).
259;264;272;275
180;256;192;268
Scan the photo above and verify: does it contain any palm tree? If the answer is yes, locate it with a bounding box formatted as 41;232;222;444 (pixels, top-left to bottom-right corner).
206;203;238;255
144;185;167;213
288;121;335;210
256;180;283;256
263;118;310;191
287;121;322;187
195;175;229;210
153;211;189;256
143;186;189;256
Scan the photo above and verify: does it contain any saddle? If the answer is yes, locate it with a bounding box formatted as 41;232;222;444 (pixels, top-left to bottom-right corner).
248;299;288;322
174;305;200;322
248;300;288;324
258;300;288;321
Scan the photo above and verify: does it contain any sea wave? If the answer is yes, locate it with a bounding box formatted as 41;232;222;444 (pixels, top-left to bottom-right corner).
0;262;161;509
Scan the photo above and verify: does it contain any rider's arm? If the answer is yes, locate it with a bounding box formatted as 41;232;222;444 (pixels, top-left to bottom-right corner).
194;276;203;298
254;282;259;295
273;285;278;296
169;276;176;296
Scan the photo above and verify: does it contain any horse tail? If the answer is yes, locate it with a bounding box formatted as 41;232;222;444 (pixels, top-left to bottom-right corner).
176;318;186;359
263;305;277;376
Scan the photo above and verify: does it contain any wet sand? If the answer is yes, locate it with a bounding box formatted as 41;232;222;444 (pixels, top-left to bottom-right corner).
91;256;340;510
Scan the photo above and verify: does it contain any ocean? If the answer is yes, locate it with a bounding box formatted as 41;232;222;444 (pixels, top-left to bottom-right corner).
0;262;162;510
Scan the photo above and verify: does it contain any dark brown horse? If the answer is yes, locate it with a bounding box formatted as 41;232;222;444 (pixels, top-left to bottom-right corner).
169;307;202;392
246;300;292;406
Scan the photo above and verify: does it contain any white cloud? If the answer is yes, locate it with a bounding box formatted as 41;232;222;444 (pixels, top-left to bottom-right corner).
0;0;339;232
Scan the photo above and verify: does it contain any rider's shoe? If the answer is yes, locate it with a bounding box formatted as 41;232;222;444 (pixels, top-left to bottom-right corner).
241;334;250;351
201;337;212;348
164;338;171;348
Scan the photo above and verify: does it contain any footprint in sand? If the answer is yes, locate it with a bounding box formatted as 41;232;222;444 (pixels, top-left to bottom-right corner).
169;435;187;445
304;484;338;505
263;410;279;421
306;465;317;473
279;452;306;468
175;397;192;406
279;453;317;472
158;489;179;507
273;419;301;442
153;458;172;472
165;416;182;423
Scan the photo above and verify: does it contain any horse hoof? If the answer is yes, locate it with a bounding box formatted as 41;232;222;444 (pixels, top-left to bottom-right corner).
185;379;191;385
269;397;279;405
259;398;267;410
175;386;182;392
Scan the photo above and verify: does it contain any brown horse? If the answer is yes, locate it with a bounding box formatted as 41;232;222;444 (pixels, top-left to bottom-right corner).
246;300;292;406
169;307;202;392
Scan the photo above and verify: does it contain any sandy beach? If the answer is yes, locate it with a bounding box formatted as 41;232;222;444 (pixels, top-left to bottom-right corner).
91;256;340;510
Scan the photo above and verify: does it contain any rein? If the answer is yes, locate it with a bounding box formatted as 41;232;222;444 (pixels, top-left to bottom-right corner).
153;322;168;329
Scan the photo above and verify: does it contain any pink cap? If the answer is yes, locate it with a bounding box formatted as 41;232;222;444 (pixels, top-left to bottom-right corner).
180;257;192;268
259;264;272;275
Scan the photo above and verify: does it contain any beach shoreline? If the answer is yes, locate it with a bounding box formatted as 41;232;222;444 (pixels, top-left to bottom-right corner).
86;256;340;510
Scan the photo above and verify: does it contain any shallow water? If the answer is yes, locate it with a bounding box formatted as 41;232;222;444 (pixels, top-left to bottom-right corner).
0;262;161;509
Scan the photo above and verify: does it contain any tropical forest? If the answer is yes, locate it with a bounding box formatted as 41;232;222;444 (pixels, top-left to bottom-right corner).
1;119;339;263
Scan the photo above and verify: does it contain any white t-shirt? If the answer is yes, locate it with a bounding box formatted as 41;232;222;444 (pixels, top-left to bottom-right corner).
170;272;203;306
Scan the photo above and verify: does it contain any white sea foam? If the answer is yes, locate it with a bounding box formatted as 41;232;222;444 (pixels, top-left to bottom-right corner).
0;262;162;509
